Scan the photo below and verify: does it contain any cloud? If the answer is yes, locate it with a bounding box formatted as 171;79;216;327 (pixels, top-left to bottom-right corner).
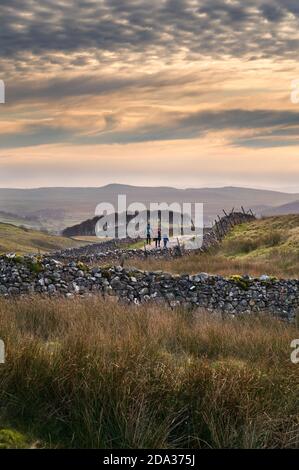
1;0;299;71
261;2;285;22
84;109;299;146
1;1;299;157
1;108;299;149
0;122;74;148
7;70;204;102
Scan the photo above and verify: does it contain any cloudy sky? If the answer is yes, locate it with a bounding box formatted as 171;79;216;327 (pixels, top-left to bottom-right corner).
1;0;299;189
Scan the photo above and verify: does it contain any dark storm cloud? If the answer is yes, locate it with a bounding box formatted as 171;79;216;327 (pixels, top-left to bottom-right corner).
1;109;299;148
1;0;299;62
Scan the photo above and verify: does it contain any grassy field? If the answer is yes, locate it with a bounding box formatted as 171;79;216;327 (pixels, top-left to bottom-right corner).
129;215;299;278
0;297;298;449
0;223;86;254
72;236;108;243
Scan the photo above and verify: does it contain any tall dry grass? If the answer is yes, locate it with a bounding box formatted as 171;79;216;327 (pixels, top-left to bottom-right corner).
127;252;284;277
0;297;298;448
127;250;299;278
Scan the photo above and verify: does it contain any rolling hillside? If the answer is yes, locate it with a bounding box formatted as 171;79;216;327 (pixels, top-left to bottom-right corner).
0;210;42;230
0;223;85;254
220;215;299;260
1;185;299;232
129;215;299;278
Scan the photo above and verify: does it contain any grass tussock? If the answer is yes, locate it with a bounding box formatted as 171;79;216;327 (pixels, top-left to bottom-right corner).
0;297;298;448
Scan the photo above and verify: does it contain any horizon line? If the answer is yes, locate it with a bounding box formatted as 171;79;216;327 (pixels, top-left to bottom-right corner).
0;183;297;194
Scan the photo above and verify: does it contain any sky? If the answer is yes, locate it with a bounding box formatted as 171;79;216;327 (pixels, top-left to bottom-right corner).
1;0;299;190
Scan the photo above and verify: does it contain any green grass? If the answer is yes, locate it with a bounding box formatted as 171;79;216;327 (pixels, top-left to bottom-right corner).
0;297;298;448
220;215;299;259
0;222;86;254
217;215;299;277
72;236;109;243
128;215;299;278
123;239;146;249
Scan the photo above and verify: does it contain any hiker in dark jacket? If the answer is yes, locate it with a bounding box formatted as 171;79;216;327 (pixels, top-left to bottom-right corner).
157;228;161;248
155;228;161;248
163;234;169;248
146;223;151;244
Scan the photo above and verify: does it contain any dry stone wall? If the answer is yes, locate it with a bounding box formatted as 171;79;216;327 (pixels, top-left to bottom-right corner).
0;254;297;322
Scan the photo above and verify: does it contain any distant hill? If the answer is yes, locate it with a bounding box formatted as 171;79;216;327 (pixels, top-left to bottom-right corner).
62;210;193;237
0;210;42;230
261;200;299;216
1;184;299;232
62;217;100;237
0;223;85;254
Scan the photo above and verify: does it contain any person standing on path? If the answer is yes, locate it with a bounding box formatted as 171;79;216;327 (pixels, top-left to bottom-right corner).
163;233;169;248
155;227;161;248
156;228;161;248
146;222;152;245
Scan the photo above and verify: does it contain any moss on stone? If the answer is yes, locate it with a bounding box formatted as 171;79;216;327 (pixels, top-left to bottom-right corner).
27;260;43;274
76;261;89;272
228;274;250;290
11;254;25;264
